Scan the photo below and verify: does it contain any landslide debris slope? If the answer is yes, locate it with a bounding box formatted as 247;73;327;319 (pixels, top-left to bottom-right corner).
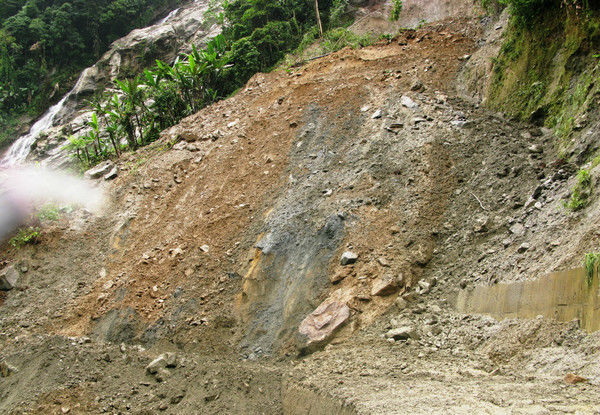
1;12;600;415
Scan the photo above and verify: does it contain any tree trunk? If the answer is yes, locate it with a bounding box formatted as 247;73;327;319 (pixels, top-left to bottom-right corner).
315;0;323;38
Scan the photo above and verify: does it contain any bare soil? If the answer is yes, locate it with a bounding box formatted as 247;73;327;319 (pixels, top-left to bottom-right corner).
1;13;600;414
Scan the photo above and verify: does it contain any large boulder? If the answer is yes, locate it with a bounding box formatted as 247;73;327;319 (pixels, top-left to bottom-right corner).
0;266;19;291
84;160;115;180
298;301;351;353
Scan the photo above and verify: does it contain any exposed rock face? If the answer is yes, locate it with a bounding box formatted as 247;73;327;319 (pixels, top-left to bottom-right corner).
25;0;222;168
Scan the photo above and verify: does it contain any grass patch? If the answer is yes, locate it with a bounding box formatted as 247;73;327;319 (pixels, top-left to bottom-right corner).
564;169;592;211
37;205;61;222
584;251;600;286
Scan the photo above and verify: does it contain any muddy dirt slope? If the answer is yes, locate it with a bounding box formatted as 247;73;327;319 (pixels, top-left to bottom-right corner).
1;11;600;415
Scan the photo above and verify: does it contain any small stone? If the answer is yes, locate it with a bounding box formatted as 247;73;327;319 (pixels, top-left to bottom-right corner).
416;280;431;295
146;352;177;375
395;296;407;310
61;407;70;414
155;368;171;383
385;326;418;341
103;166;119;180
528;144;543;154
0;361;17;377
401;95;418;109
410;79;424;92
517;243;530;253
450;119;467;128
340;251;358;265
377;257;390;267
170;393;185;404
299;301;351;350
389;226;401;234
200;245;209;253
509;223;526;237
564;373;587;384
371;109;383;119
371;275;399;296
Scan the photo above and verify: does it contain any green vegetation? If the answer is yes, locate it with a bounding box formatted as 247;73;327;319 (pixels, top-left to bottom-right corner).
62;0;357;167
486;0;600;148
390;0;403;22
584;251;599;286
37;204;60;222
0;0;179;149
8;226;40;248
565;169;592;211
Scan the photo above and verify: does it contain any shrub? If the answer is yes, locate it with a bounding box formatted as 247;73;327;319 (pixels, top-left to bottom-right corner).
9;226;40;248
390;0;403;22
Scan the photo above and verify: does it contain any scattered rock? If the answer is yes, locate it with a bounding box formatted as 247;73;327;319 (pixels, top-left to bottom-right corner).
395;295;407;309
146;352;178;377
416;280;431;295
330;268;353;284
401;95;418;109
377;257;390;267
340;251;358;265
517;243;530;253
564;373;587;385
0;361;17;377
410;79;424;92
371;109;383;119
509;223;526;237
0;265;19;291
104;166;119;180
84;160;115;179
371;274;401;296
385;326;418;341
450;119;468;128
389;225;401;234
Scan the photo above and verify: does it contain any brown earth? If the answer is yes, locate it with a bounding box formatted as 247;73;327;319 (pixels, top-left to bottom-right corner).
1;13;600;415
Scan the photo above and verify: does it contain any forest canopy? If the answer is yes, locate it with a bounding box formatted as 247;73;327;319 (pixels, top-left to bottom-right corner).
0;0;178;118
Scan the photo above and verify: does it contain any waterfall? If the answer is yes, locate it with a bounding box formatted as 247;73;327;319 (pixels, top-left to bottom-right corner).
158;8;180;25
0;93;71;167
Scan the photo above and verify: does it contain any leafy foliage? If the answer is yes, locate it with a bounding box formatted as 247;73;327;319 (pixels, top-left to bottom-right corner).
390;0;403;22
64;0;355;165
0;0;178;144
8;226;40;248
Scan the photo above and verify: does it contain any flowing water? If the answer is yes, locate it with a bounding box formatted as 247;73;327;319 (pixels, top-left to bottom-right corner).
158;8;180;24
0;94;70;167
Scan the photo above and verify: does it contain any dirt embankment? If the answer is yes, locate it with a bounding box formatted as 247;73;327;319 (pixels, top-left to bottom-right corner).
1;12;600;414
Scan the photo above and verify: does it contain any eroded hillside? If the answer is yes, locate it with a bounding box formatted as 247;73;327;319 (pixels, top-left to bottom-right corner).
1;8;600;415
